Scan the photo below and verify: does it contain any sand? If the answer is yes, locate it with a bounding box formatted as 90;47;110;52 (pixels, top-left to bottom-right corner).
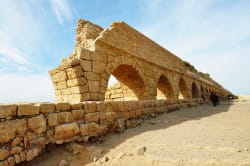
24;96;250;166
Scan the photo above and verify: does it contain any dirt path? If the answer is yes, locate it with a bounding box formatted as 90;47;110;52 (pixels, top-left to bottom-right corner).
25;96;250;166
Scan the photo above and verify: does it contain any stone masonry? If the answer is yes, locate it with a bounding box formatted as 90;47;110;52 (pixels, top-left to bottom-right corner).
0;19;232;165
49;19;231;103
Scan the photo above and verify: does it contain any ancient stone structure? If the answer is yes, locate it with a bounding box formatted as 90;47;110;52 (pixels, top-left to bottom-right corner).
0;20;232;165
49;19;230;103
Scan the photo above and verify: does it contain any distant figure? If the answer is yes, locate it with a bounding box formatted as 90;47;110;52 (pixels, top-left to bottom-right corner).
210;92;219;107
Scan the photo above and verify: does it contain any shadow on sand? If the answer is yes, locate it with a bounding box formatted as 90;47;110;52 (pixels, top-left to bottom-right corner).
20;101;233;166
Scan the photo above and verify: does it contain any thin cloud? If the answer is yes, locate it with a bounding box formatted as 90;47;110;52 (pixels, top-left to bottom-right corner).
51;0;73;24
0;46;28;65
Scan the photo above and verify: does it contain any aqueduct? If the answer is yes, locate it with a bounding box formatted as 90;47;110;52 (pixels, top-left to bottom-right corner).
49;19;230;102
0;20;233;165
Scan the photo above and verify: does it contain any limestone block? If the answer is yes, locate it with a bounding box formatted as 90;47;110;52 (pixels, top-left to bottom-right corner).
11;137;22;147
71;86;88;94
56;102;71;111
19;151;26;162
7;156;15;166
84;102;97;113
57;112;73;124
29;137;46;149
96;102;105;112
25;131;37;142
85;112;100;122
14;154;21;164
71;102;83;110
80;59;92;71
28;115;46;134
10;146;22;154
69;94;84;102
106;112;118;122
88;123;99;137
135;109;142;117
129;110;137;118
39;103;55;113
92;61;105;73
46;129;53;144
48;113;58;127
79;124;88;136
105;102;113;112
61;88;71;95
98;124;108;135
79;48;92;60
0;104;17;119
50;71;66;83
66;66;84;79
86;72;100;81
67;77;87;87
0;160;8;166
54;123;79;140
0;121;16;144
72;110;84;120
118;112;130;120
0;149;10;161
99;112;106;120
55;81;67;90
16;119;27;136
18;104;39;116
88;81;99;92
90;92;99;100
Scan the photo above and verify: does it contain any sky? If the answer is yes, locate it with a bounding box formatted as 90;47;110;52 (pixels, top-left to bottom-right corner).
0;0;249;103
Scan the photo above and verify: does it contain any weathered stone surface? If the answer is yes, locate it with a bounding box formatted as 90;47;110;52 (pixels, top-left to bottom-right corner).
7;156;15;166
11;137;22;147
0;149;10;161
85;112;100;122
10;146;22;154
79;124;88;136
55;123;79;140
0;121;16;144
48;113;58;126
57;112;73;124
56;102;71;111
29;137;46;149
28;114;47;134
16;119;27;136
0;104;17;119
18;104;39;116
88;123;99;137
106;112;117;122
14;154;21;164
0;160;8;166
72;110;84;120
71;102;83;110
39;103;55;113
84;102;97;113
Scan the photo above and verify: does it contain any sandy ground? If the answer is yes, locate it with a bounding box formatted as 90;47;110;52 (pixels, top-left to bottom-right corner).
23;96;250;166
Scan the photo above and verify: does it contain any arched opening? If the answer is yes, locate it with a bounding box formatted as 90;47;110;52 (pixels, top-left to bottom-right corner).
157;75;174;100
192;83;199;98
105;64;146;101
178;78;189;99
200;85;205;100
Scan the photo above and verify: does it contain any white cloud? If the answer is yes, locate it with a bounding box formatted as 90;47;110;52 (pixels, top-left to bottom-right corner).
0;46;28;65
51;0;73;24
137;0;250;94
0;73;55;103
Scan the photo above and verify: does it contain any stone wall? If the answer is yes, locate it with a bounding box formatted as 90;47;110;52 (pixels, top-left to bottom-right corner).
49;19;232;103
0;99;203;165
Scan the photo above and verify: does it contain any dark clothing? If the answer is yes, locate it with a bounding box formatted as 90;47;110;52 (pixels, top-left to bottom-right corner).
210;93;219;107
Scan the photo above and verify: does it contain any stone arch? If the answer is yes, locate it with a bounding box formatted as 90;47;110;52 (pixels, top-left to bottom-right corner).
178;78;189;99
156;75;174;100
200;85;205;100
192;82;199;98
101;56;150;100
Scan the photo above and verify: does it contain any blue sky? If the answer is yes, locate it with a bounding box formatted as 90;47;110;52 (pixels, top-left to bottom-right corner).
0;0;249;102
